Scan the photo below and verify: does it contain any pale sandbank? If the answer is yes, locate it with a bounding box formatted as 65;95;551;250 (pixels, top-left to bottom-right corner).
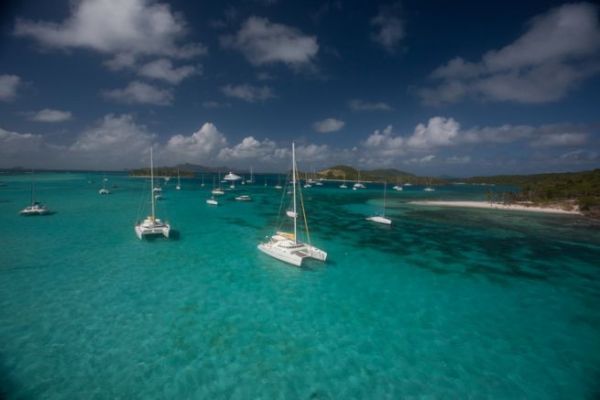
409;200;581;215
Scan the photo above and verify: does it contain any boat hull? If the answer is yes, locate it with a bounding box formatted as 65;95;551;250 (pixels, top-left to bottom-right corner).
366;216;392;225
258;240;327;267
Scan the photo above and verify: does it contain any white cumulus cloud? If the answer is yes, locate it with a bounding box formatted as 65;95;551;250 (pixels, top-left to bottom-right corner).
313;118;345;133
138;58;199;84
371;3;404;53
103;81;173;105
30;108;72;123
221;84;275;102
348;99;392;111
14;0;206;60
420;3;600;104
164;122;228;162
221;16;318;67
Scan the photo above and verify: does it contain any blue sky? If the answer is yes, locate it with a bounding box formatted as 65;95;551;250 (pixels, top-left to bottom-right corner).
0;0;599;176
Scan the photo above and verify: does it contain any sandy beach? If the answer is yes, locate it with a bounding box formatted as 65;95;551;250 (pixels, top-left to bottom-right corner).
409;200;582;215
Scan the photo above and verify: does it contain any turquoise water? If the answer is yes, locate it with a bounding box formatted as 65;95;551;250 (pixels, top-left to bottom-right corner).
1;173;599;399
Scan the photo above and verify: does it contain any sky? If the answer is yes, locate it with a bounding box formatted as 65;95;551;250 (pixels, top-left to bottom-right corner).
0;0;599;176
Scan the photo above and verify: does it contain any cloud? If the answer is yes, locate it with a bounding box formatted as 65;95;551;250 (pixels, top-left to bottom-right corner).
348;99;392;111
371;3;404;53
71;114;154;153
406;154;435;164
406;117;460;148
446;155;471;164
14;0;206;60
103;81;173;105
221;17;318;67
420;3;600;104
202;100;229;108
221;83;275;102
218;136;286;161
0;127;45;157
530;132;588;147
30;108;72;123
164;122;227;162
559;149;598;161
138;58;198;84
0;74;21;101
313;118;345;133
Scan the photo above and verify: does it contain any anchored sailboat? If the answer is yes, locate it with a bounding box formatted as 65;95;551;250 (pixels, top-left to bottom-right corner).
99;175;110;195
135;148;171;239
258;142;327;267
176;169;181;190
20;171;50;215
340;172;348;189
367;182;392;225
353;170;366;190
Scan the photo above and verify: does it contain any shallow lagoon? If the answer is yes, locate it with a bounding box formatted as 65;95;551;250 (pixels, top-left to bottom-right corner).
1;173;599;399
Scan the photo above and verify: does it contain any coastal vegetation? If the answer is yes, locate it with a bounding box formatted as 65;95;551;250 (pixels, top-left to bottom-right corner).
316;165;444;184
466;169;600;216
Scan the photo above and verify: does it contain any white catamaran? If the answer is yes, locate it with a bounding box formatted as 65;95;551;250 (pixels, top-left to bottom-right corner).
366;182;392;225
99;175;110;195
135;148;171;239
258;142;327;267
20;172;50;216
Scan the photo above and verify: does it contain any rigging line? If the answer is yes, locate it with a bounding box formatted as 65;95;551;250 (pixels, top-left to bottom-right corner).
297;164;311;245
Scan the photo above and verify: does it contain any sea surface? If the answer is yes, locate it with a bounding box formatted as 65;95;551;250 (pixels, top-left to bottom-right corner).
1;173;599;399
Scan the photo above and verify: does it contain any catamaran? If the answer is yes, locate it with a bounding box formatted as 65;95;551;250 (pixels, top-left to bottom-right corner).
212;174;225;195
353;170;366;190
20;172;50;216
135;148;171;239
176;169;181;190
366;182;392;225
99;175;110;195
340;173;348;189
258;142;327;267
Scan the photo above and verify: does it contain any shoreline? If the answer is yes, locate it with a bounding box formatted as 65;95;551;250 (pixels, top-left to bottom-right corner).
409;200;582;215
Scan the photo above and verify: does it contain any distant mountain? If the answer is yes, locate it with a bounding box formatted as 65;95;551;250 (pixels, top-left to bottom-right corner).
317;165;441;184
174;163;231;173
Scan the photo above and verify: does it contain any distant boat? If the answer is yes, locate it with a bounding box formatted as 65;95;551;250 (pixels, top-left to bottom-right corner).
135;148;171;239
340;173;348;189
176;169;181;190
248;167;254;184
353;169;366;190
367;182;392;225
206;196;218;205
235;195;252;201
392;183;403;191
211;176;224;195
404;182;412;187
224;171;241;189
275;175;282;189
200;174;205;187
20;172;50;216
258;142;327;267
424;179;435;192
99;174;110;195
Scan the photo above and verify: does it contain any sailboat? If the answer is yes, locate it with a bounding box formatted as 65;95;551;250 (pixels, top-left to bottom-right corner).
339;173;348;189
304;172;312;188
392;180;403;191
258;142;327;267
20;171;50;215
366;182;392;225
212;172;225;195
248;167;254;184
200;174;205;187
207;177;220;204
353;170;366;190
176;169;181;190
99;175;110;195
134;148;171;239
274;175;282;189
424;178;435;192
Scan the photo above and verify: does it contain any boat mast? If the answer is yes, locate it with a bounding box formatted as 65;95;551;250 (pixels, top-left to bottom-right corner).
292;142;297;244
150;148;156;221
383;182;387;217
30;169;34;206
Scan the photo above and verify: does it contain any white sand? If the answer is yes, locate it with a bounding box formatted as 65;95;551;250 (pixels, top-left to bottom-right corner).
409;200;581;215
